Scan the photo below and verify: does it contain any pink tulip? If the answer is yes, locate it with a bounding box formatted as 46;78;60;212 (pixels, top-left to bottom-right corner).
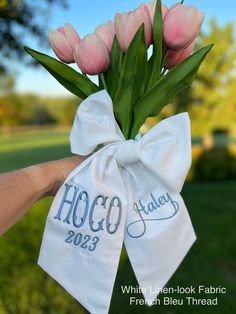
115;4;152;52
74;34;110;75
48;23;81;63
165;41;195;69
163;3;204;51
95;20;115;52
147;0;168;24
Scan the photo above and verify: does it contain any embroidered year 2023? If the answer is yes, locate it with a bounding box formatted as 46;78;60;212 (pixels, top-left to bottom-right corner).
53;183;180;251
53;183;122;252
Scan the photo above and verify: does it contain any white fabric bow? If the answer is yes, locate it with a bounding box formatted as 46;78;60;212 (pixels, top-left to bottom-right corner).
38;90;196;314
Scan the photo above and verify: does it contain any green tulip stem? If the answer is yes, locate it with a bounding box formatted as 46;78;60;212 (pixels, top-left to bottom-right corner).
119;51;125;72
160;46;168;70
100;73;108;91
160;67;169;77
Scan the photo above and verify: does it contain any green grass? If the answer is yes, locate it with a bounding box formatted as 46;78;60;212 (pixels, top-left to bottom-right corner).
0;128;69;153
0;129;235;314
0;128;72;172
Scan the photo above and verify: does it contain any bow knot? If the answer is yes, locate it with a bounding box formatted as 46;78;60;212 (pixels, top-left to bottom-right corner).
116;139;141;167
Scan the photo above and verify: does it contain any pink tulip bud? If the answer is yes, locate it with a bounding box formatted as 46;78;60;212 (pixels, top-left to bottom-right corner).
147;0;168;24
95;20;115;53
115;4;152;52
163;3;204;51
48;23;81;63
73;34;110;75
165;41;195;69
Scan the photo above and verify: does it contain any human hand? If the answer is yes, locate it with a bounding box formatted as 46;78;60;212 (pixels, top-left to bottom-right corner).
0;155;86;235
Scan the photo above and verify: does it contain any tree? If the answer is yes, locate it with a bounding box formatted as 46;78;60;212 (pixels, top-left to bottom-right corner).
172;19;236;135
0;73;15;95
0;0;68;73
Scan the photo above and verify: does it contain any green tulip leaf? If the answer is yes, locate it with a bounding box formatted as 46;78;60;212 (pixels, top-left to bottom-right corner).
113;24;148;139
24;46;99;99
147;0;163;89
130;44;214;138
106;36;124;99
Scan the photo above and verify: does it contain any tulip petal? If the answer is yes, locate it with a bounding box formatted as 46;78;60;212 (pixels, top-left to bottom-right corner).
136;5;152;47
115;12;130;51
163;4;204;51
64;23;81;49
95;20;115;52
115;5;152;52
57;27;66;35
48;30;74;62
74;34;110;75
166;41;195;68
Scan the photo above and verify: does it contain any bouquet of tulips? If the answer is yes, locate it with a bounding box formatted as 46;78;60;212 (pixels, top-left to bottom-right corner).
27;2;214;312
25;0;212;140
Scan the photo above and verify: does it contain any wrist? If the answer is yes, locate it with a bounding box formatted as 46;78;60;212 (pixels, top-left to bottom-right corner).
25;156;86;199
25;163;57;199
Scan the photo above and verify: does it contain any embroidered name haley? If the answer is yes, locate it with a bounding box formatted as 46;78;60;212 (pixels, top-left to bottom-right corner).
126;193;179;238
54;183;122;234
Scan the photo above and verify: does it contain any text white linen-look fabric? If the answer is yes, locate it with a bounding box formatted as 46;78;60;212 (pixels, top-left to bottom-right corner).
38;90;196;314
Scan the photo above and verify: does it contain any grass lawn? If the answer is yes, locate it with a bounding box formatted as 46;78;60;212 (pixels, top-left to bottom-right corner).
0;128;235;314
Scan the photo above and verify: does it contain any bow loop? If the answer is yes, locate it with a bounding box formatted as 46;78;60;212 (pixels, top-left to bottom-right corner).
70;90;124;156
139;113;192;193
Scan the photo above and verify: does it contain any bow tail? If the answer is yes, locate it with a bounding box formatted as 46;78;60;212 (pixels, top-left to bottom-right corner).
38;148;128;314
124;191;196;305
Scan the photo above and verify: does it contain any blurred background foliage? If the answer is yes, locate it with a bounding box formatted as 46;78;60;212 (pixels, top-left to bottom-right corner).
0;0;67;73
147;19;236;136
0;0;236;313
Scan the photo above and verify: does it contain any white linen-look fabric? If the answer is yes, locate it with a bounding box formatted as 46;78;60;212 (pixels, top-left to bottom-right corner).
38;90;196;314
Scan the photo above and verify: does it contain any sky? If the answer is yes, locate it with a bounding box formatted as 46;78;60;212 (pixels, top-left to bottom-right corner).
15;0;236;96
